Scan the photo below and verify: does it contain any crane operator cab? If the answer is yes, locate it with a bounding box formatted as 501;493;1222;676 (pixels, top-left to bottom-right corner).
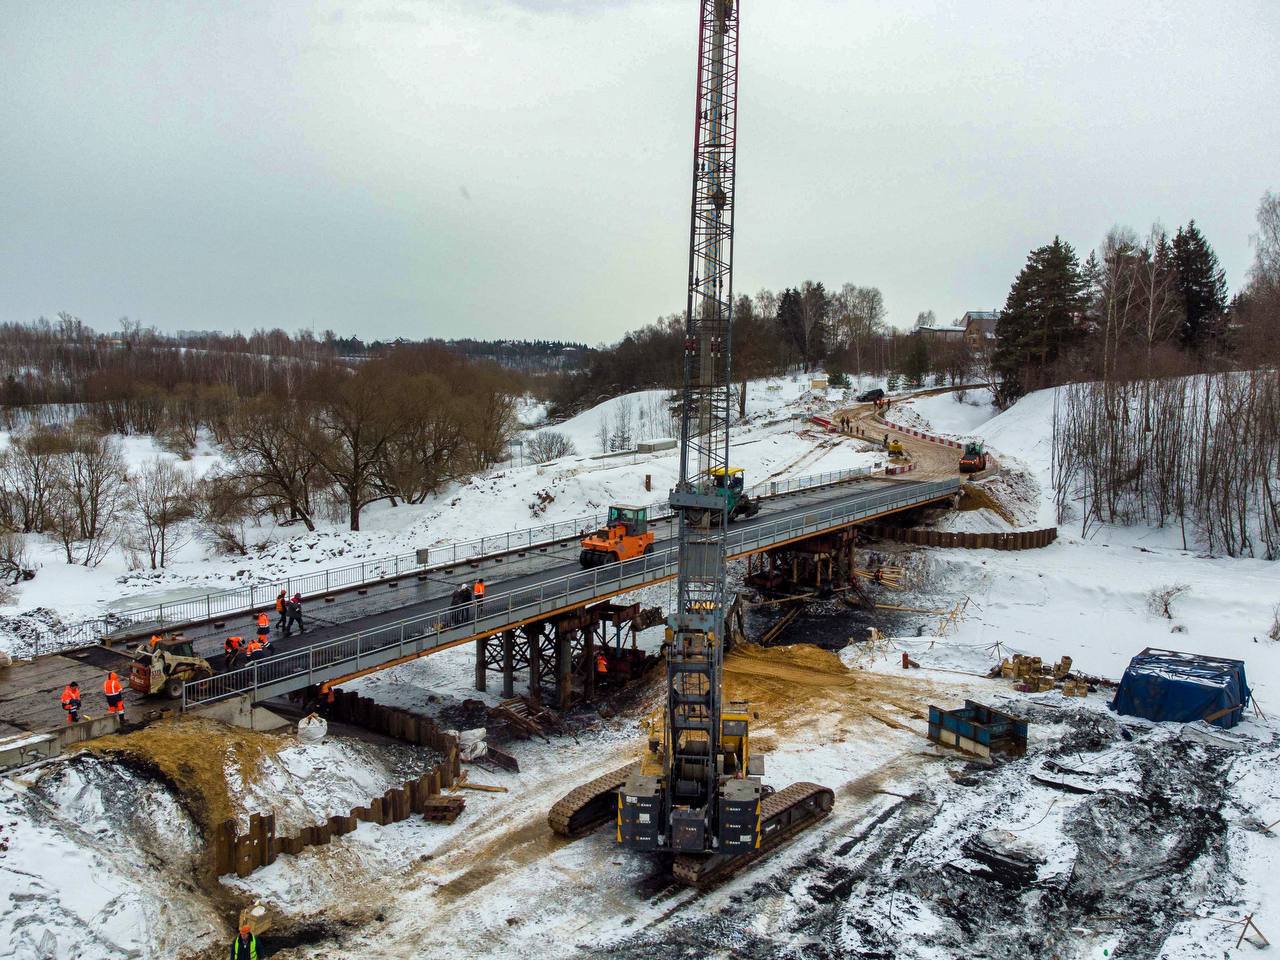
709;467;760;522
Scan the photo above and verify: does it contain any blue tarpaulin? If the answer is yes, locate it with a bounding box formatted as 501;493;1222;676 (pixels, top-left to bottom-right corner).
1111;647;1251;729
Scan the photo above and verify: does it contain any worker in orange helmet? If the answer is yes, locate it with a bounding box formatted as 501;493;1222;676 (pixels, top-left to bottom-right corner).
103;672;125;716
60;681;82;723
229;923;261;959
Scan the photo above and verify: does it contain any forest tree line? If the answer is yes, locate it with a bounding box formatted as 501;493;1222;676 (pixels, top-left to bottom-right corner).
0;344;518;574
1039;193;1280;558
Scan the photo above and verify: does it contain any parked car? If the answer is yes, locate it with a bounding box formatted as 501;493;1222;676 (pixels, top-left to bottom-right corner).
856;388;885;403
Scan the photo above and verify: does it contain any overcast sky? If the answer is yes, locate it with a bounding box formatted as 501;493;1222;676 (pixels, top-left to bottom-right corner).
2;1;1277;343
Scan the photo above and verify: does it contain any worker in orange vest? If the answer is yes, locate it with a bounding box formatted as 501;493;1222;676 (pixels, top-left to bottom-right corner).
595;652;608;675
149;633;163;649
60;681;82;723
256;612;271;652
274;589;287;629
245;637;263;661
224;635;243;670
473;578;486;615
103;672;124;716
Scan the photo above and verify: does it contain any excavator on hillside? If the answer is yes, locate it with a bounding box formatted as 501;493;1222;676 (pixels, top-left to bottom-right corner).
550;0;834;887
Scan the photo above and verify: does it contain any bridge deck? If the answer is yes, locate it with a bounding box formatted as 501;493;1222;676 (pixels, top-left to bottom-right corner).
183;476;960;708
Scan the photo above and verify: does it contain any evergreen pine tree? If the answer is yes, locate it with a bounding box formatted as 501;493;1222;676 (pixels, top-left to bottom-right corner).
992;237;1088;405
903;332;930;386
1171;220;1228;351
775;288;805;368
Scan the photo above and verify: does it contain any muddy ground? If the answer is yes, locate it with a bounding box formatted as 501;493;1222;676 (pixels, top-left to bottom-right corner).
589;704;1254;960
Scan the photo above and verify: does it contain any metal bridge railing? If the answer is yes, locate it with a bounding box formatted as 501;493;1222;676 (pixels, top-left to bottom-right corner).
752;463;882;498
75;464;877;649
182;476;960;708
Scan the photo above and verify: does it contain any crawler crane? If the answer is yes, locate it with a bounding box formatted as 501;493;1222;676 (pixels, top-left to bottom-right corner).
549;0;834;886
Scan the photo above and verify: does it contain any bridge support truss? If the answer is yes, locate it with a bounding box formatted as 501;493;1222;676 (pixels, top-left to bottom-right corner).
474;601;663;711
744;527;873;595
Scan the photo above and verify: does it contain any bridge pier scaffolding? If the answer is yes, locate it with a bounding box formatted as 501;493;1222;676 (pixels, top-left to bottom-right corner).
474;601;663;711
744;526;872;597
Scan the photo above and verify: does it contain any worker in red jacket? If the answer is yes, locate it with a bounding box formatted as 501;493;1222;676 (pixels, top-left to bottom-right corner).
224;635;243;670
60;681;82;723
103;672;124;716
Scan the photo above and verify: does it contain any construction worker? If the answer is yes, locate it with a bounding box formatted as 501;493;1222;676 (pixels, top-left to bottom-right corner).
473;578;485;616
229;924;261;959
60;681;82;723
103;672;124;716
274;589;287;630
245;636;263;662
149;633;163;649
224;635;243;670
284;593;304;636
595;652;608;675
450;585;470;625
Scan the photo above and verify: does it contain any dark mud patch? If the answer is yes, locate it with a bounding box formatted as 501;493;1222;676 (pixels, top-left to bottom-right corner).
589;711;1238;960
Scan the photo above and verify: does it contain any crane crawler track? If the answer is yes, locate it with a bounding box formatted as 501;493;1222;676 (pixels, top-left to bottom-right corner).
672;781;835;887
548;762;640;838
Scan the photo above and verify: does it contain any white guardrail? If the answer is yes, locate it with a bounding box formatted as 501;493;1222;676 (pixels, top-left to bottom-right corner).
74;465;881;648
182;476;960;707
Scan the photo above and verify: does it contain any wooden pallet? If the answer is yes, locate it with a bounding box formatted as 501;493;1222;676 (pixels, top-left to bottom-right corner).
422;796;466;825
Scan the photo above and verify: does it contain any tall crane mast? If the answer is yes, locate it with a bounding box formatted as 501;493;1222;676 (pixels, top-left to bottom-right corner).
550;0;833;887
659;0;741;854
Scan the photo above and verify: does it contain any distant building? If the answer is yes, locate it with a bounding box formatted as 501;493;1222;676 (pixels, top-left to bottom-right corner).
915;323;965;341
959;311;999;350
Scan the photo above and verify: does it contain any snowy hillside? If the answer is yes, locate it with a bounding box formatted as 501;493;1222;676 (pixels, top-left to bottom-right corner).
884;384;1279;703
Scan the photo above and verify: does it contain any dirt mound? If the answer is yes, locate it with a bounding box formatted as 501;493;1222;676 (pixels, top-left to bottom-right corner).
81;716;284;833
958;481;1017;525
724;641;948;735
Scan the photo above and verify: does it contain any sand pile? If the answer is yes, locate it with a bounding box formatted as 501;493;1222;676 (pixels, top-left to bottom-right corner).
724;641;948;735
81;716;283;832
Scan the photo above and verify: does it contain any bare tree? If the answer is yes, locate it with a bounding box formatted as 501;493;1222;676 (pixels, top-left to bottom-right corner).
1250;190;1280;287
303;367;404;531
526;431;577;463
0;530;31;585
195;471;254;556
1146;583;1190;619
129;458;197;568
222;398;322;530
611;399;634;451
46;431;127;566
596;413;611;454
0;428;69;532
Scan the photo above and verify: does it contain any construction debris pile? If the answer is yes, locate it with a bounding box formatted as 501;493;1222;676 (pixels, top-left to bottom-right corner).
994;653;1090;696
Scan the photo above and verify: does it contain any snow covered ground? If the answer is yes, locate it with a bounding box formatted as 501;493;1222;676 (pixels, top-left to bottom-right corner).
885;387;998;438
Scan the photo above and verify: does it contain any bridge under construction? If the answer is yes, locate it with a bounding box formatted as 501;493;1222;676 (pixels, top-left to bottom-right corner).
178;472;959;711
